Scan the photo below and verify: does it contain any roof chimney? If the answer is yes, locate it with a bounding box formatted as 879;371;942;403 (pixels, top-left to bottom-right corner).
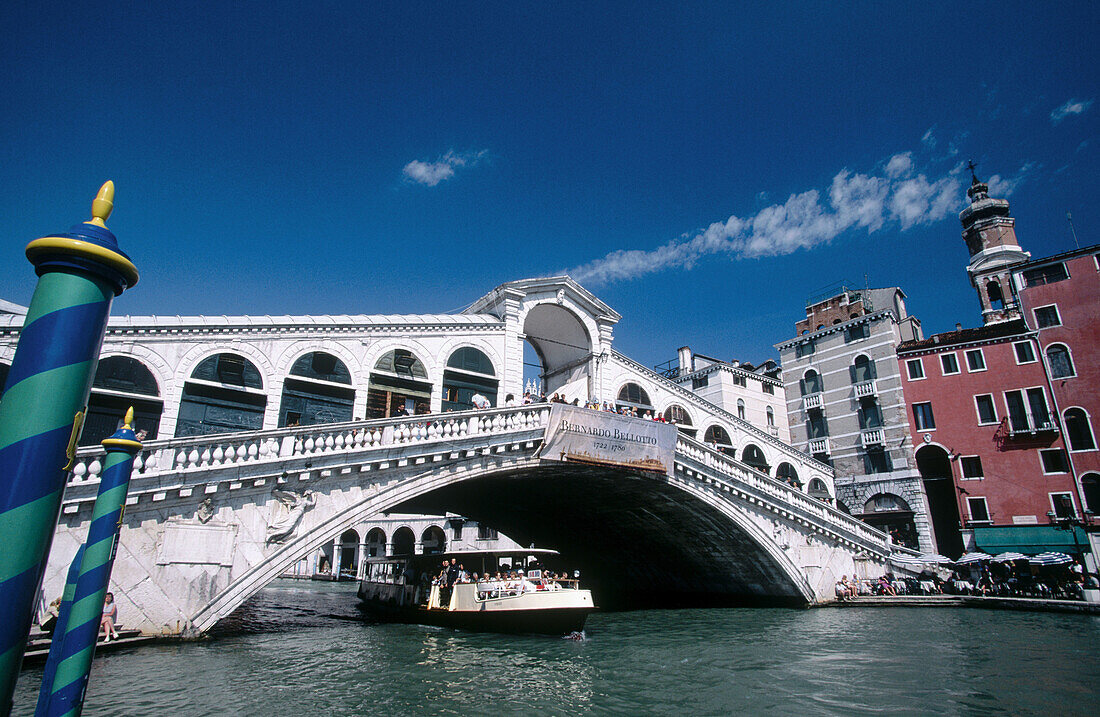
956;323;963;331
677;346;693;374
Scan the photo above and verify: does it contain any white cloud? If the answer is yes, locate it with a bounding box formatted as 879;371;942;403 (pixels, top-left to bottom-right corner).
402;149;488;186
986;162;1037;198
921;127;937;150
1051;98;1093;124
566;152;966;285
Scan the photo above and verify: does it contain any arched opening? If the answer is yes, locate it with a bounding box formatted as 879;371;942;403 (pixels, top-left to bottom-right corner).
420;525;447;554
339;529;360;578
737;399;746;420
850;355;876;384
279;352;354;427
1046;344;1075;379
83;356;163;446
522;303;593;401
766;406;775;428
663;404;696;438
391;526;416;557
176;353;266;437
365;527;387;558
807;478;831;502
1064;408;1096;451
703;425;734;456
859;493;918;549
801;369;823;395
916;445;963;557
741;444;769;474
442;347;498;411
775;462;800;489
616;383;653;413
987;280;1004;311
836;500;852;515
1082;474;1100;514
367;349;431;418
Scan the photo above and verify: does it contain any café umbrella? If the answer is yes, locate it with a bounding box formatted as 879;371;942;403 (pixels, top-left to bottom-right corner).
955;552;993;565
991;552;1029;563
1029;552;1073;566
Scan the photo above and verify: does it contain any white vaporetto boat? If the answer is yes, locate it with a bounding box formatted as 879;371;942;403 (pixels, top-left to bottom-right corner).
357;548;595;635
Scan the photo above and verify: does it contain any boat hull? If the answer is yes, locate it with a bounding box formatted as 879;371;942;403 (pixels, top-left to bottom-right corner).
359;600;591;635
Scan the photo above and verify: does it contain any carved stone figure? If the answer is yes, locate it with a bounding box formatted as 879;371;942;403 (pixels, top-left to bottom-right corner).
265;489;316;544
196;497;215;524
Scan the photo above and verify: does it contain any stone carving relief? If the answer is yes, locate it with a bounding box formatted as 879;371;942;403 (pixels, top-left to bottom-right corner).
265;489;316;544
196;497;215;524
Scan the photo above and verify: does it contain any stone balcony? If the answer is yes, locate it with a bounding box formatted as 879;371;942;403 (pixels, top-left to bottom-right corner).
860;428;885;447
808;438;829;455
802;393;823;411
854;380;877;398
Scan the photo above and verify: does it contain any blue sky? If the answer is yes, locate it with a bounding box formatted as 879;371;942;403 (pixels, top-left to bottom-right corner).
1;2;1096;369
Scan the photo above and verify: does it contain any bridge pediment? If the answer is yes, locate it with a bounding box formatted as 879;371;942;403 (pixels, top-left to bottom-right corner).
466;276;622;326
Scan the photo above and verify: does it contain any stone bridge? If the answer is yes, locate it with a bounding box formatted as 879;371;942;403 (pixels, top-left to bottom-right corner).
45;404;894;636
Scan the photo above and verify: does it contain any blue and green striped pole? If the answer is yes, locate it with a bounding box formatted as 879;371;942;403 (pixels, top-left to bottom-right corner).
35;546;83;712
38;409;142;717
0;182;138;714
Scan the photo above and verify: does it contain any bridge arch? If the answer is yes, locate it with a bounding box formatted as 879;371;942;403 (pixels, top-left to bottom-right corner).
520;301;594;399
188;458;818;633
84;355;164;446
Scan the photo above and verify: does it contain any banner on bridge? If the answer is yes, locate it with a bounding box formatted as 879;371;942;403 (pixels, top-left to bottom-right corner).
538;404;677;476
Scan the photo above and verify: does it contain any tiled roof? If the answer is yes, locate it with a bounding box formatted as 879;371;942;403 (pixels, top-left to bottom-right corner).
898;318;1028;352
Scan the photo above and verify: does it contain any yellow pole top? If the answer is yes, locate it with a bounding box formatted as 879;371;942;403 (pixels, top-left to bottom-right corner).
123;406;135;429
86;180;115;228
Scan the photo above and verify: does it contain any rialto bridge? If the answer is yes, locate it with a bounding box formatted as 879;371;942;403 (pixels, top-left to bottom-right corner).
0;277;899;635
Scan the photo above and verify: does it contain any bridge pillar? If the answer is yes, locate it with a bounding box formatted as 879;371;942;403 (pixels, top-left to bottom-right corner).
357;542;367;580
414;542;424;555
385;542;394;557
332;539;342;576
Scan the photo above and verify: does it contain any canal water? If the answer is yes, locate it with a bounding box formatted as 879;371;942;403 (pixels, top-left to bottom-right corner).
14;580;1100;715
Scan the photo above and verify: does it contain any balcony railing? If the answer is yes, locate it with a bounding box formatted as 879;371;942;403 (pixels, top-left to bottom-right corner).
808;438;829;455
854;380;877;398
1005;413;1060;438
803;393;823;411
860;428;885;446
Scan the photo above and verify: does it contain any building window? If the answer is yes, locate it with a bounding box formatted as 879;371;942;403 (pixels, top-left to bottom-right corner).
960;456;984;480
1022;263;1068;287
1040;448;1070;474
731;374;746;387
906;358;925;381
844;323;869;343
1046;344;1075;378
863;447;892;474
1034;305;1061;328
913;402;936;431
1005;388;1052;432
1064;408;1096;451
692;375;709;390
940;353;960;375
974;394;998;425
1050;492;1075;520
851;355;876;383
965;349;986;372
1013;341;1036;364
766;406;774;426
737;399;745;420
796;340;815;359
477;524;498;541
801;370;823;395
967;497;991;523
806;413;828;439
762;383;774;395
858;398;883;429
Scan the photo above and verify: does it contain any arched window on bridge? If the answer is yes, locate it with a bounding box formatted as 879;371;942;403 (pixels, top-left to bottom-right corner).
82;356;163;446
860;493;918;550
741;443;769;473
703;425;735;456
800;369;823;395
367;349;431;418
366;528;387;558
279;352;354;427
616;382;653;413
663;404;696;438
339;529;360;578
442;347;498;411
775;462;801;488
421;525;447;555
176;353;266;437
807;478;832;503
0;361;9;400
391;526;416;557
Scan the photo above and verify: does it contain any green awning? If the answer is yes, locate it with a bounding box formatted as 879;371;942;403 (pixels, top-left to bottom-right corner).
972;525;1090;555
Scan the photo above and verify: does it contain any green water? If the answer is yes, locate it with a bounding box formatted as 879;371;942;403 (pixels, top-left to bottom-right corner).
14;580;1100;715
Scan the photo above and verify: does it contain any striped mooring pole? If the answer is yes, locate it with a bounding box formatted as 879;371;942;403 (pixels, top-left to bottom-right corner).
37;409;142;717
0;182;138;715
35;546;83;712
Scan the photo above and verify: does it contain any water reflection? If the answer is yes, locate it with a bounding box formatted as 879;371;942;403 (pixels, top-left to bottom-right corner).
12;581;1100;716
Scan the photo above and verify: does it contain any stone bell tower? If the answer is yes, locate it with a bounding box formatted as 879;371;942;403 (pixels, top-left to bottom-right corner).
959;163;1030;325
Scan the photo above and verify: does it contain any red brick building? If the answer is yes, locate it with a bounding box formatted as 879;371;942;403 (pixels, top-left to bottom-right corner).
895;172;1097;561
